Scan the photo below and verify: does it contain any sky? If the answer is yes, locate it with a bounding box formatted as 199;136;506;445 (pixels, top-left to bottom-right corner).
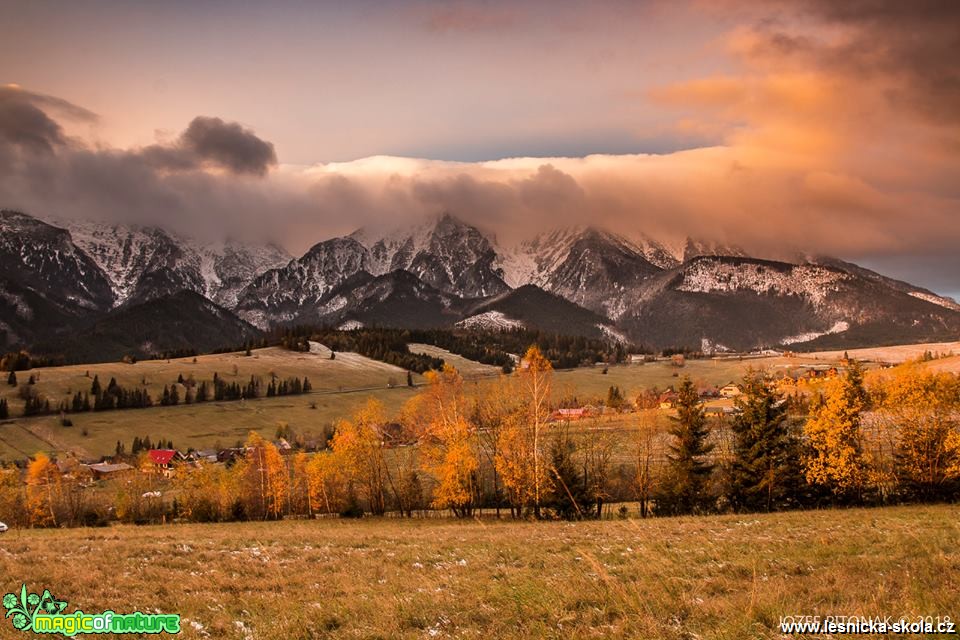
0;0;958;299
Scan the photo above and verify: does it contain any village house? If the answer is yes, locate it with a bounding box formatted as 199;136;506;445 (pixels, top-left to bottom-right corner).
86;462;134;480
698;385;720;399
189;449;219;463
274;438;294;454
217;448;246;466
147;449;186;478
658;390;679;409
554;407;588;421
719;383;743;398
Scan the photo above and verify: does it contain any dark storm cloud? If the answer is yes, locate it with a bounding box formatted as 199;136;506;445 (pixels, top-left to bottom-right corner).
0;93;287;242
0;98;63;153
140;116;278;176
0;85;97;153
179;116;278;176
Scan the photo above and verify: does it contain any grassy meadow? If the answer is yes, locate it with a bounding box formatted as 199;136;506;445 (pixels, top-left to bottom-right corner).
0;346;856;461
0;505;957;639
0;347;426;460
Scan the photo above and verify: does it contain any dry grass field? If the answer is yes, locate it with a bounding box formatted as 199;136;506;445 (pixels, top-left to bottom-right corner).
803;341;960;364
406;344;501;377
0;347;426;460
0;505;956;639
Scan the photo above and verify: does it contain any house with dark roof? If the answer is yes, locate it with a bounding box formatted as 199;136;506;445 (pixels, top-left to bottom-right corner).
719;382;743;398
87;462;134;480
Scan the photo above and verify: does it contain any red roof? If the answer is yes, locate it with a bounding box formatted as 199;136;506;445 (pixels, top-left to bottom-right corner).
149;450;177;465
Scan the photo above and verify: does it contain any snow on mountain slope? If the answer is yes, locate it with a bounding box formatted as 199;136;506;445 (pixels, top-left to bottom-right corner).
781;321;850;345
192;239;291;308
350;213;509;297
55;219;290;307
0;211;114;311
496;226;663;319
235;237;371;327
60;220;198;305
6;209;959;352
907;291;960;312
676;258;848;307
455;310;525;331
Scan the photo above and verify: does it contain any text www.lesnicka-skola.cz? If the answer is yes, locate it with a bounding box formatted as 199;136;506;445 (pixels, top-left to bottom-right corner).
780;616;956;635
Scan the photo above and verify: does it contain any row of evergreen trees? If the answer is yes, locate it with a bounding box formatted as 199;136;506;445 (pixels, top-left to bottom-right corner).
114;436;176;457
13;370;315;419
655;375;809;515
278;327;443;373
408;328;631;371
265;377;312;397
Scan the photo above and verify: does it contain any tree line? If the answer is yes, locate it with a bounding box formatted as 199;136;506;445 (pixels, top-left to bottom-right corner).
407;328;632;371
277;327;443;374
7;371;314;419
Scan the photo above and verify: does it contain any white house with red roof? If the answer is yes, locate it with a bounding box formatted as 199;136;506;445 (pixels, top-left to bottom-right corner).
148;449;186;477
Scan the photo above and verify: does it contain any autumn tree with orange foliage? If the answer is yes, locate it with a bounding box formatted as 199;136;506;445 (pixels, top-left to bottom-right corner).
330;399;389;515
410;366;480;517
873;363;960;501
496;346;553;518
472;374;522;516
25;452;61;527
305;451;349;515
803;363;869;503
0;464;26;529
236;432;288;520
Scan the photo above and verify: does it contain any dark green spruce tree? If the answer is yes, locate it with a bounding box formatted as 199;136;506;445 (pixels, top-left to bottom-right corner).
656;376;715;515
546;432;590;520
727;373;805;512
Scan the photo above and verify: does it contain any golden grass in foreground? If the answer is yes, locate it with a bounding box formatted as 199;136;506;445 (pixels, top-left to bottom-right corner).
0;505;957;639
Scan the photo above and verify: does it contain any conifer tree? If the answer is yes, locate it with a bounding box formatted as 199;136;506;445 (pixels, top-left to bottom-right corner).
90;375;101;396
728;372;805;512
657;376;714;515
6;371;15;387
546;430;588;519
0;398;7;420
606;385;625;410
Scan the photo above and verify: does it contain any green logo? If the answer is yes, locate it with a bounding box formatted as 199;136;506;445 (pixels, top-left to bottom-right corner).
3;585;180;636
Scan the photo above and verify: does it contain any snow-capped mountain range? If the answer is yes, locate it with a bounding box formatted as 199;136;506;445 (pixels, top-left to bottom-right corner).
2;208;959;361
54;218;291;308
